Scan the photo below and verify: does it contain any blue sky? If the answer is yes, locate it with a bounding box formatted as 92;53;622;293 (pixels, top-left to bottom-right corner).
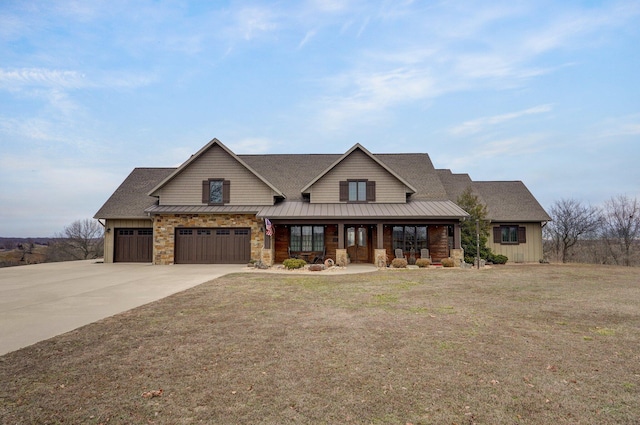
1;0;639;237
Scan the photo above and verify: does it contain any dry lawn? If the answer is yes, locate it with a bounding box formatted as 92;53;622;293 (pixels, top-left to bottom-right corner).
1;264;639;424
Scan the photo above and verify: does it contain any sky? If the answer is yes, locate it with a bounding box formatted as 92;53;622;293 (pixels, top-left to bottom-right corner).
1;0;639;237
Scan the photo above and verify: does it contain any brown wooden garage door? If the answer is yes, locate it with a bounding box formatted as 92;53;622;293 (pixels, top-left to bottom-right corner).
115;228;153;262
175;228;251;264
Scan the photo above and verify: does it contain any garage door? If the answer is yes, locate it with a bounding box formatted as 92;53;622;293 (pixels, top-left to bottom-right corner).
175;228;251;264
115;228;153;262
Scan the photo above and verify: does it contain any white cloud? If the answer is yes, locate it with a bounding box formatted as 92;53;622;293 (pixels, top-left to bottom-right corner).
298;29;317;49
593;113;640;138
233;6;279;41
0;68;87;90
229;137;276;154
317;67;438;130
450;105;553;136
440;133;549;173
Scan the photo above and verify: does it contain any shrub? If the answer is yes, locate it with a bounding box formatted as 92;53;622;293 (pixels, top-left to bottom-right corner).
490;254;508;264
415;258;431;268
441;257;455;267
391;258;408;268
283;258;307;269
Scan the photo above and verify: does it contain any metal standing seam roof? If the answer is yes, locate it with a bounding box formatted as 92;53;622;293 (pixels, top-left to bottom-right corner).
256;200;469;219
144;205;264;214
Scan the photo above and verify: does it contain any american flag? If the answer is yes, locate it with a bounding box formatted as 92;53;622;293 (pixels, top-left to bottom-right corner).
265;218;274;236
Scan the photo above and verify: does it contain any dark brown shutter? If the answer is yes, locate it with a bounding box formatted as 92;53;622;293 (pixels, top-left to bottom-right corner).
339;181;348;202
222;180;231;204
202;180;209;204
493;227;501;244
518;227;527;244
366;181;376;202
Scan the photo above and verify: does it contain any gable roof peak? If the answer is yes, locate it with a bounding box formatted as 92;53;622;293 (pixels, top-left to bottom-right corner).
147;138;285;198
300;143;417;194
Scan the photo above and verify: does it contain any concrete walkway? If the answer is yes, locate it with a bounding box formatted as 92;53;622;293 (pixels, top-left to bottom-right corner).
0;260;245;355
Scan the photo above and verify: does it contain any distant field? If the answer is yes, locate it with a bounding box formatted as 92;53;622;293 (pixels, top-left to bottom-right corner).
0;245;48;267
1;264;639;424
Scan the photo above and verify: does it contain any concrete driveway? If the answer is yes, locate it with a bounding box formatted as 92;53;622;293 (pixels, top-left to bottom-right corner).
0;260;245;355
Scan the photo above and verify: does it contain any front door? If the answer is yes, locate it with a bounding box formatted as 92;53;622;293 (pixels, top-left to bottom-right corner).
346;226;370;263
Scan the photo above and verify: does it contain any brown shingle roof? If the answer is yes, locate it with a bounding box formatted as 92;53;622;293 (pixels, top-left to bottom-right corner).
472;181;551;222
378;154;448;200
95;147;549;223
436;169;476;202
94;168;175;219
239;154;340;200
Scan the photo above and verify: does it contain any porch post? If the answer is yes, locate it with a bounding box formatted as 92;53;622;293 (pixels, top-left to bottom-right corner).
337;222;344;249
454;222;462;249
376;223;384;249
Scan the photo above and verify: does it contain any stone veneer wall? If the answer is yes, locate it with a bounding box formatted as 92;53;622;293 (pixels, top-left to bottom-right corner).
152;213;264;265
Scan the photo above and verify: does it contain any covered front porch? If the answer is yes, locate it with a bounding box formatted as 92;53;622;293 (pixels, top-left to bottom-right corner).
265;220;463;266
257;200;469;266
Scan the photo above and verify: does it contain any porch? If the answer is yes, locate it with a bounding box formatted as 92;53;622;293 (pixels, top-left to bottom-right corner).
266;221;463;266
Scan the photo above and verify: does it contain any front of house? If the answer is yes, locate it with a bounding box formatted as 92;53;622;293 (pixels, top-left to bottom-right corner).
94;139;550;266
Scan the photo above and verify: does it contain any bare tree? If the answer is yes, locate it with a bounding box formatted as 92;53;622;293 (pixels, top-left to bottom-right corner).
545;199;601;263
52;219;104;260
601;195;640;266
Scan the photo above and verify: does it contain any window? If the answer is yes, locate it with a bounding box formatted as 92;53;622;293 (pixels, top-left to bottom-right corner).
202;179;230;205
349;181;367;201
209;180;223;204
290;225;324;251
339;180;376;202
494;226;526;245
392;225;429;252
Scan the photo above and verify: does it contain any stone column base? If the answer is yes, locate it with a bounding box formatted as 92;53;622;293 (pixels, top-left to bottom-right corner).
261;248;274;267
450;248;464;267
374;249;388;268
335;249;348;267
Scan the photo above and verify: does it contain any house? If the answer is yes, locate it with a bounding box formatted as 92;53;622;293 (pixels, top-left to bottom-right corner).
94;138;550;266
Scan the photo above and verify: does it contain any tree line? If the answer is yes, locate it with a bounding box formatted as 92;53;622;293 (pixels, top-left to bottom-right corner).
0;219;104;267
544;195;639;266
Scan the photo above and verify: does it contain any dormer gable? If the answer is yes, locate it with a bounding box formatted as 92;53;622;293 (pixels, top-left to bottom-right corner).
147;138;284;206
300;144;417;204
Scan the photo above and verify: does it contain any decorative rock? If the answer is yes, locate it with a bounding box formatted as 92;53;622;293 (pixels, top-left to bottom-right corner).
308;264;325;272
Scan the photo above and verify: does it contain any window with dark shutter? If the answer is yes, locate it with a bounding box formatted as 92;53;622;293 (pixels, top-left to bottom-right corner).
493;227;501;243
343;179;373;202
366;181;376;202
495;225;525;245
202;180;209;204
518;227;526;244
222;180;231;204
339;181;348;202
202;179;230;205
